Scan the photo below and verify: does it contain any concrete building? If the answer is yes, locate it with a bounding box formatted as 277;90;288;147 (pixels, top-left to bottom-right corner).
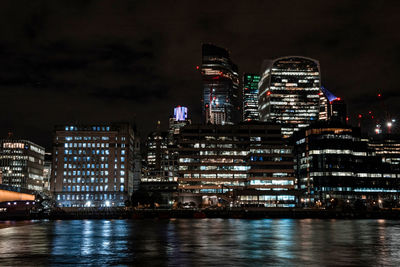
50;123;136;207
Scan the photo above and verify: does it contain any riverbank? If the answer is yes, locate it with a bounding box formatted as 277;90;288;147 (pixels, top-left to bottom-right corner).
3;208;400;220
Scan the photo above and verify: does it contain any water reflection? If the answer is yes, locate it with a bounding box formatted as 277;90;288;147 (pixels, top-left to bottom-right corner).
0;219;400;266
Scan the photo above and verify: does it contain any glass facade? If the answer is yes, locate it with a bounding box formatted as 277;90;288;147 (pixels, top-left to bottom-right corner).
174;122;297;207
0;140;45;191
201;44;239;125
258;56;321;138
293;121;400;206
243;73;260;121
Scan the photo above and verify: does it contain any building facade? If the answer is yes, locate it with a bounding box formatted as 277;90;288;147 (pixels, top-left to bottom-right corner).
0;140;45;191
168;106;191;144
293;121;400;206
175;122;297;207
243;73;260;121
50;123;136;207
258;56;321;138
369;134;400;172
201;44;239;125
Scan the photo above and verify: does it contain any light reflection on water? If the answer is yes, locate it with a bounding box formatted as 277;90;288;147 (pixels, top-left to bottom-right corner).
0;219;400;266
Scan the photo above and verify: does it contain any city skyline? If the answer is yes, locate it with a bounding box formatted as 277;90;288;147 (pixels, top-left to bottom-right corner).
1;1;400;150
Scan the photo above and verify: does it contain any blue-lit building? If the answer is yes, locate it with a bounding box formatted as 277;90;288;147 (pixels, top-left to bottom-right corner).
243;73;260;121
293;121;400;206
50;123;138;207
201;44;239;125
258;56;321;138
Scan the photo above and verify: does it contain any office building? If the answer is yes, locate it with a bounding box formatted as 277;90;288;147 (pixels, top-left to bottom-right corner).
293;121;400;206
0;140;45;191
168;106;191;144
175;122;297;207
243;73;260;121
258;56;321;137
369;134;400;171
50;123;136;207
201;44;239;125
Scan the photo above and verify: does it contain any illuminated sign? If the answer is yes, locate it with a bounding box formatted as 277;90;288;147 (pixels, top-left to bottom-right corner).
174;106;188;121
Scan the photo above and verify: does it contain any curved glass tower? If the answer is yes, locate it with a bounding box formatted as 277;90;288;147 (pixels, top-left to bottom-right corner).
258;56;321;137
201;44;239;125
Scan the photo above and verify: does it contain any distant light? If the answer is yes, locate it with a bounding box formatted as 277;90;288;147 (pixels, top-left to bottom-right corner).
196;66;199;70
105;201;110;207
387;122;393;127
267;91;271;96
358;114;362;119
337;97;341;101
378;93;382;97
174;106;188;121
392;119;396;122
85;201;91;207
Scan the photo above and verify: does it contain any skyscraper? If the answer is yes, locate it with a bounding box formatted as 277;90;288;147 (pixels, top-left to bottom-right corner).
258;56;321;137
243;73;260;121
201;44;239;125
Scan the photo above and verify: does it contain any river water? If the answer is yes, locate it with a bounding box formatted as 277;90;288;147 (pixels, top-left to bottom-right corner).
0;219;399;266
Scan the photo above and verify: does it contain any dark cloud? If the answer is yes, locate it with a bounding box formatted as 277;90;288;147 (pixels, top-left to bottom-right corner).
0;0;400;149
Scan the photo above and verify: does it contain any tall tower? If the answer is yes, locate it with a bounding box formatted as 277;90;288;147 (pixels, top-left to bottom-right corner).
243;73;260;121
258;56;321;137
201;44;239;125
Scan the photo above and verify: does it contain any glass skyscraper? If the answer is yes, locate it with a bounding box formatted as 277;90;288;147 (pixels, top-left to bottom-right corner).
201;44;239;125
258;56;321;138
243;73;260;121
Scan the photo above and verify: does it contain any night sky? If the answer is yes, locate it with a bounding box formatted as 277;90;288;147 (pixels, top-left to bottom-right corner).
1;1;400;150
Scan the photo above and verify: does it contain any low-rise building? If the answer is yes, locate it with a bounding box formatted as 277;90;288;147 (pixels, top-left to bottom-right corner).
293;121;400;206
175;122;297;207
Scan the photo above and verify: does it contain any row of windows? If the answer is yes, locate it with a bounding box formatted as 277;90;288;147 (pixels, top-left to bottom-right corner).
63;170;125;176
63;177;124;184
62;185;125;192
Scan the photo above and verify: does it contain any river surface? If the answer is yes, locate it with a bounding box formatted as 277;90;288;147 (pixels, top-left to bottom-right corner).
0;219;399;266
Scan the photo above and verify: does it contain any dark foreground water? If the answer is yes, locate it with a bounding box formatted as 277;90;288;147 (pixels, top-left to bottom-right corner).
0;219;400;266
